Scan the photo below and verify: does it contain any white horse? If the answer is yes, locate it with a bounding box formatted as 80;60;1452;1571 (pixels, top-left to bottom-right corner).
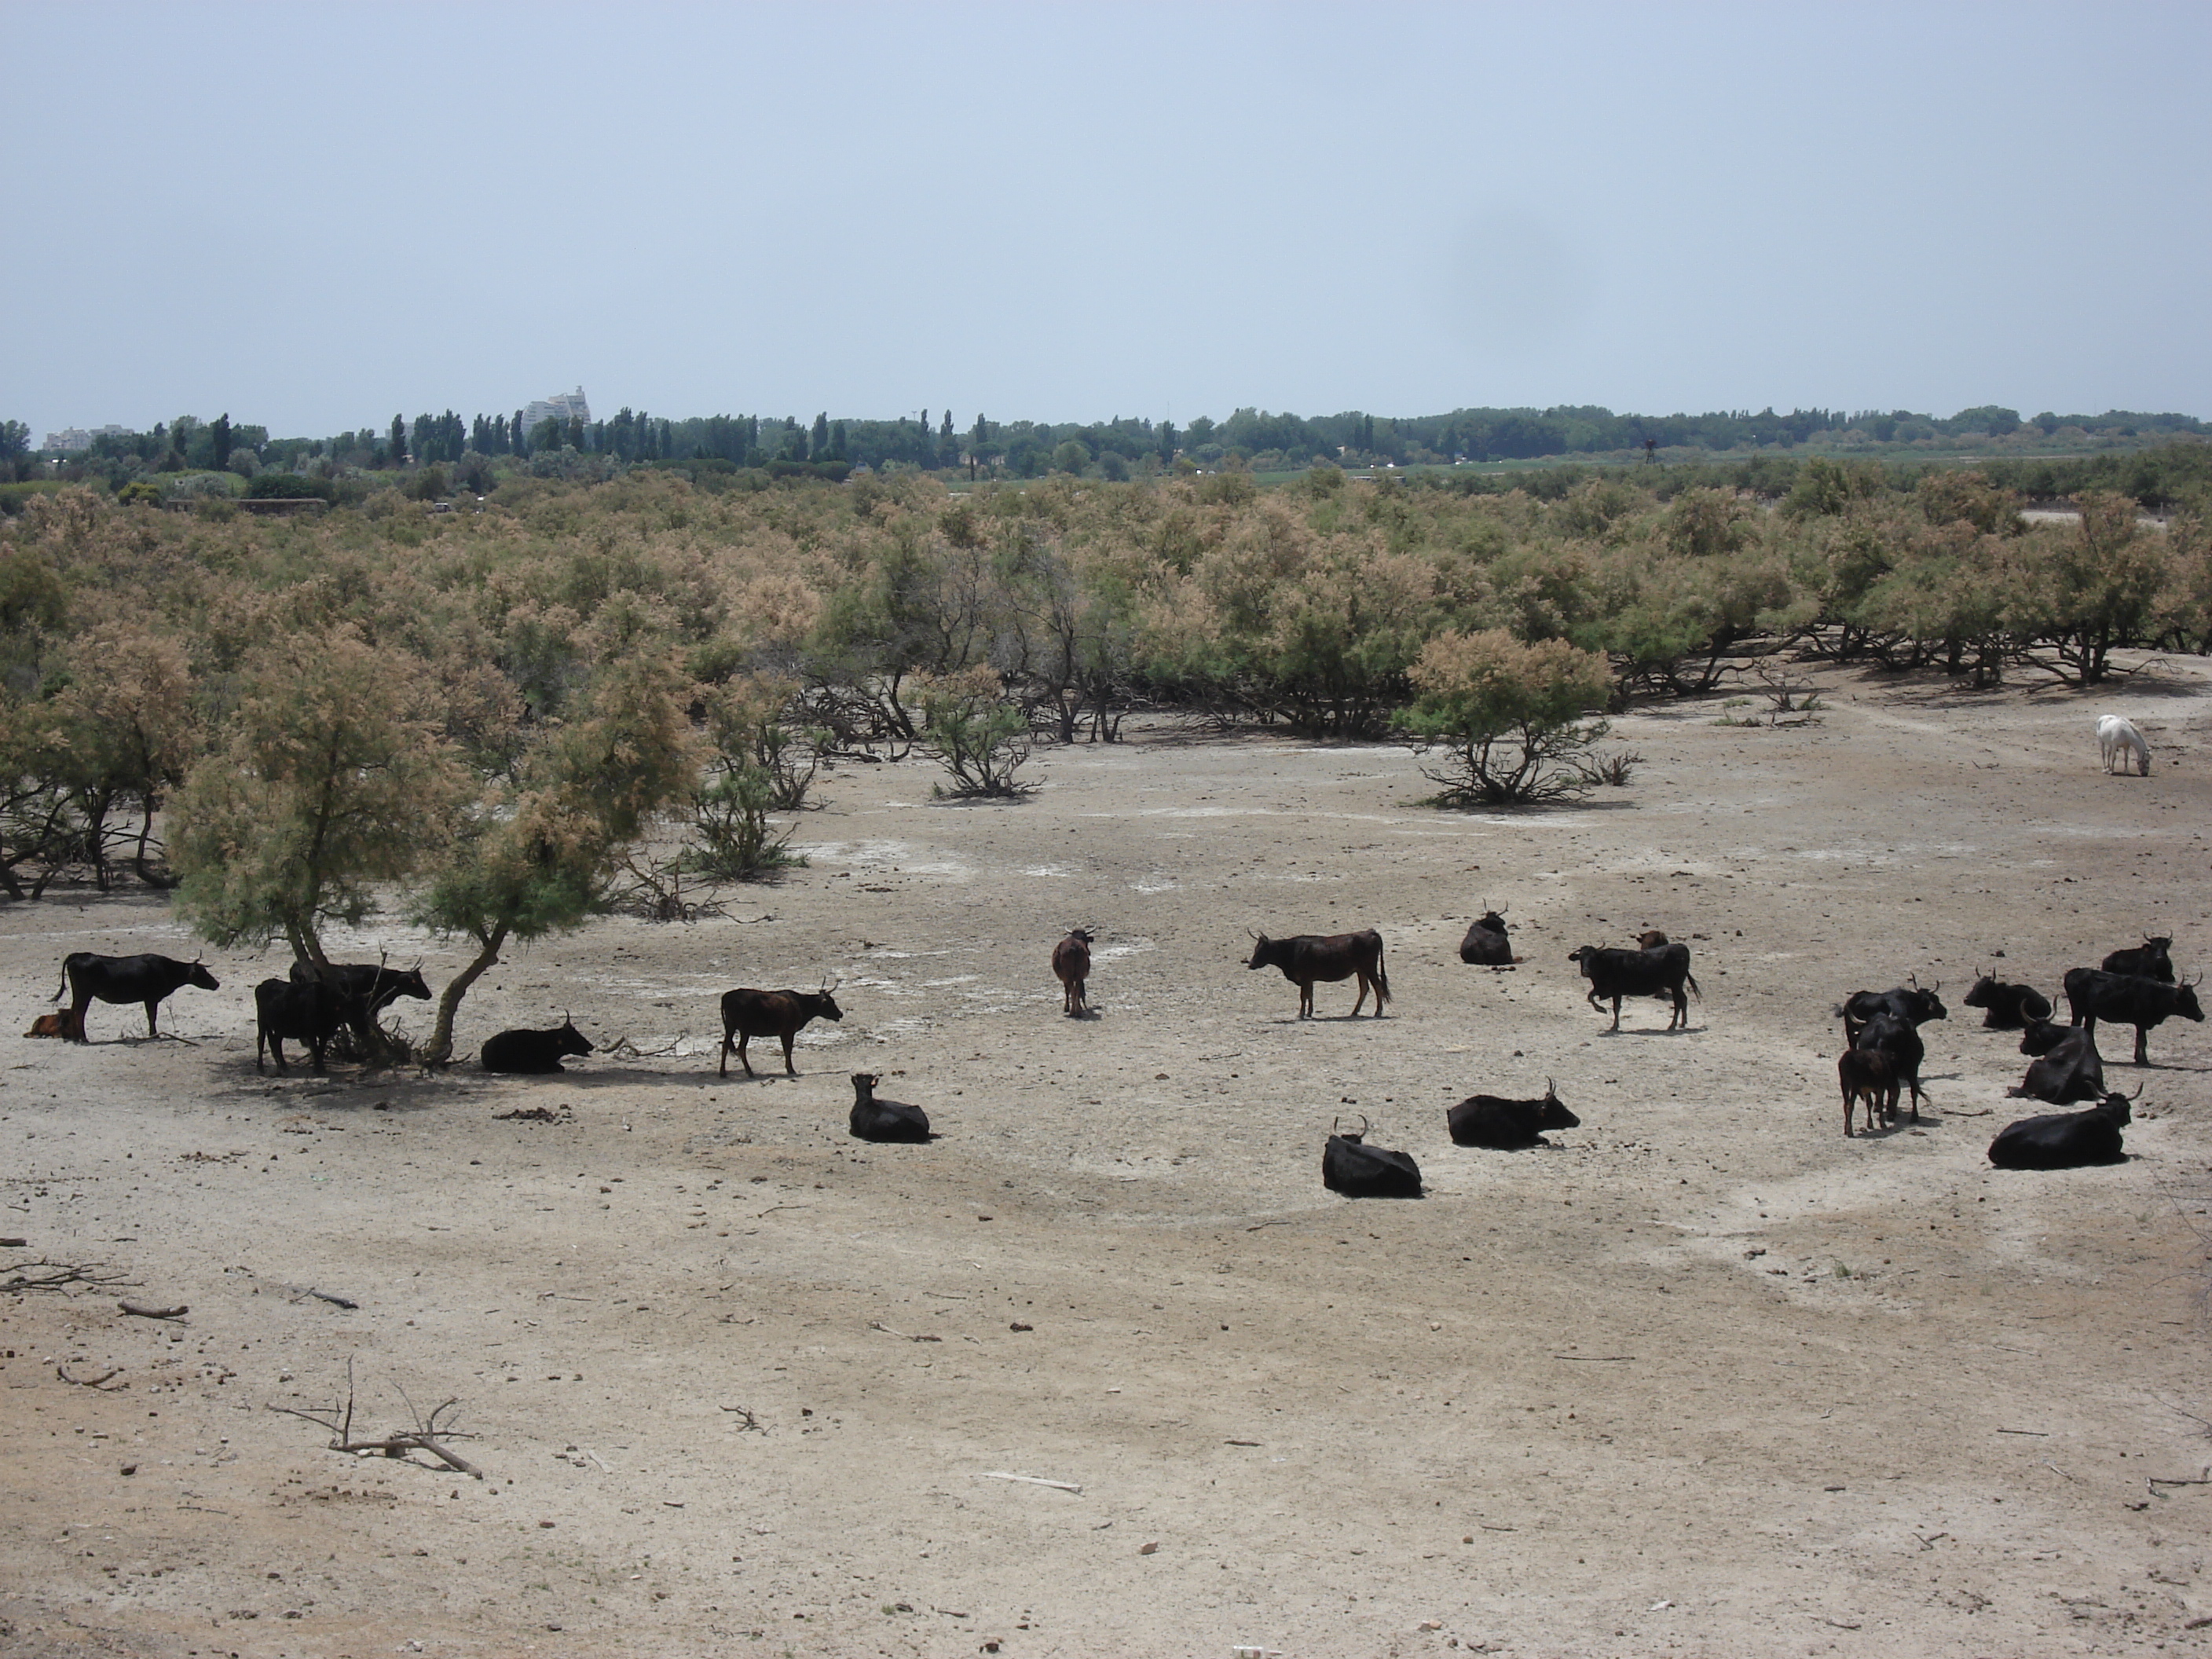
2097;714;2151;776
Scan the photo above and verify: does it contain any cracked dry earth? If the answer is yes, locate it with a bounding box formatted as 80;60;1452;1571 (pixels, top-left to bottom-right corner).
3;658;2211;1659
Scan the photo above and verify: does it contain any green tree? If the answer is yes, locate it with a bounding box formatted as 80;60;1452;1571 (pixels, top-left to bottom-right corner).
919;665;1031;797
1395;629;1613;805
414;652;698;1065
211;414;233;471
171;629;471;974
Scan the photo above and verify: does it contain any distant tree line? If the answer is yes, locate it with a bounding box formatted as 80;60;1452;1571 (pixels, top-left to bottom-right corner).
19;399;2207;502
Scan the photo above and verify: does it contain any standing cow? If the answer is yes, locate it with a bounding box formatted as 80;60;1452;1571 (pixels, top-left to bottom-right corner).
1052;928;1095;1016
718;983;844;1077
53;953;220;1043
2061;968;2204;1064
1568;938;1699;1032
1247;929;1389;1019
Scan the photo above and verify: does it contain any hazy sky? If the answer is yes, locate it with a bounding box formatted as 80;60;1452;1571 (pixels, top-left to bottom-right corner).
6;2;2207;440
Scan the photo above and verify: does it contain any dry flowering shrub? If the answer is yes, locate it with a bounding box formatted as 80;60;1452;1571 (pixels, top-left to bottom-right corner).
1397;629;1613;806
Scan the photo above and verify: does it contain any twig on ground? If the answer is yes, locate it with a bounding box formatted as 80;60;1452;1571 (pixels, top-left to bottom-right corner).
870;1320;942;1342
302;1289;357;1309
602;1035;689;1060
57;1363;125;1389
1553;1354;1634;1362
266;1359;485;1479
720;1405;764;1433
1995;1427;2049;1436
0;1258;135;1295
119;1300;188;1320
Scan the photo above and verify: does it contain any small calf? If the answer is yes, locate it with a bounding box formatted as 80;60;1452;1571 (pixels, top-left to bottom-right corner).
1321;1119;1423;1199
1989;1093;2133;1170
1838;1048;1899;1137
481;1017;594;1075
24;1012;72;1038
848;1073;931;1143
1446;1081;1577;1148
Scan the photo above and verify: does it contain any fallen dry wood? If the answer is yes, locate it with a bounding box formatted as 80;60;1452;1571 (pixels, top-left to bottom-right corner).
119;1301;189;1320
870;1320;942;1342
57;1363;125;1390
267;1361;485;1480
0;1258;134;1295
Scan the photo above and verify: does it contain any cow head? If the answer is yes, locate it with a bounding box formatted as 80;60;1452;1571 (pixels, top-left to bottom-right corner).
851;1071;878;1099
2177;978;2206;1023
1914;984;1947;1024
389;967;433;1001
1962;974;1998;1009
189;959;221;992
1247;933;1280;971
554;1015;594;1059
1536;1080;1580;1133
1474;910;1509;936
1328;1114;1370;1144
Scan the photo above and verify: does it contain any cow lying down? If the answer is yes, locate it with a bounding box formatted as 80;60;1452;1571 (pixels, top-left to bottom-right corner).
1446;1082;1577;1148
1989;1093;2133;1170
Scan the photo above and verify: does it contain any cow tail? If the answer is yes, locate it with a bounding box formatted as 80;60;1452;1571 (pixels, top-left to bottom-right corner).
53;958;72;1004
1373;936;1390;1007
1683;970;1702;1002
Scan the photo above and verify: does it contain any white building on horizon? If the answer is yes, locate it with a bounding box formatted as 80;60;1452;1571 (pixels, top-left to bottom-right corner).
520;386;591;436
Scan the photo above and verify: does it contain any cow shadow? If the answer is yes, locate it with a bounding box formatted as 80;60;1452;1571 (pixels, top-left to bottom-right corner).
1598;1023;1705;1038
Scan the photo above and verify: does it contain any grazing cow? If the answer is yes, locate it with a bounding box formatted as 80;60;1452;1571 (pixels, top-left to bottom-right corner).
1834;982;1946;1045
1052;928;1094;1016
255;977;351;1075
1247;929;1390;1020
1458;909;1518;968
1854;1013;1928;1119
481;1016;594;1075
1568;939;1700;1032
2100;936;2174;983
848;1072;930;1142
2062;967;2205;1064
2097;714;2151;776
1446;1080;1577;1148
53;952;220;1043
1961;975;2051;1031
2009;1024;2106;1104
1989;1092;2133;1170
1838;1048;1899;1137
718;984;844;1078
1321;1118;1423;1198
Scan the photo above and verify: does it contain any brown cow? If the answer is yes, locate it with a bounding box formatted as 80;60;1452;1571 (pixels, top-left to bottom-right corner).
1247;929;1390;1019
1052;928;1095;1016
24;1011;74;1038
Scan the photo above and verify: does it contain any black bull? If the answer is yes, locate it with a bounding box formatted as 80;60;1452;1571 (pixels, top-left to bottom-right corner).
1247;930;1390;1019
2062;969;2205;1065
1568;942;1699;1031
54;952;220;1042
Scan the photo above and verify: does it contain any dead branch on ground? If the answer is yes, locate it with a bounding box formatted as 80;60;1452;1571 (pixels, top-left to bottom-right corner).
119;1300;189;1320
57;1363;126;1389
0;1258;136;1295
266;1359;485;1479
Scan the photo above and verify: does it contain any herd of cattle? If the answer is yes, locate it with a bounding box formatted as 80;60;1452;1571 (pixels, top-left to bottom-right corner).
1834;934;2203;1171
31;913;2201;1185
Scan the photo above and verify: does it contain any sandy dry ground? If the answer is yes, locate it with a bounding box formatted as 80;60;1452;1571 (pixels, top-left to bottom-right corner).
4;661;2212;1659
